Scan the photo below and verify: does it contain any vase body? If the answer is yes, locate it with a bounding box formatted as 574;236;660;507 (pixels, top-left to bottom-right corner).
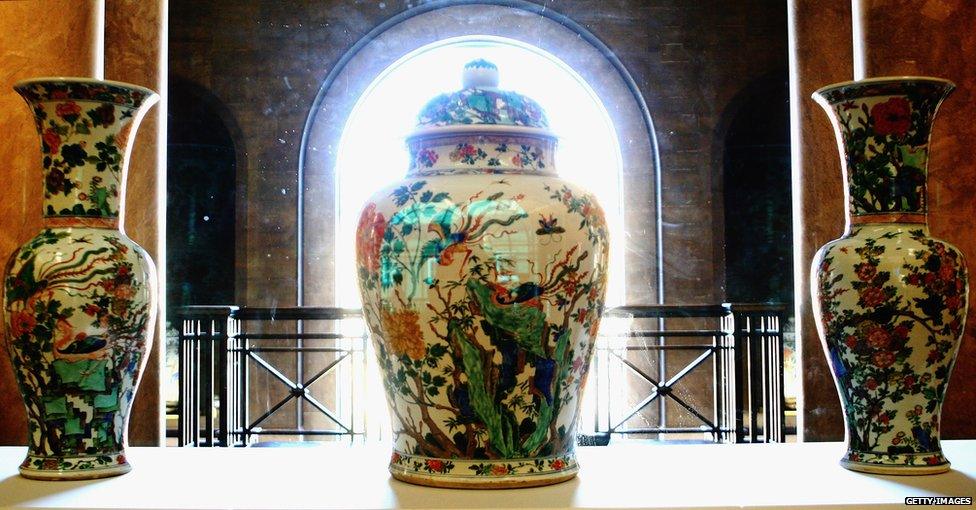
811;78;967;475
3;79;159;480
356;61;609;488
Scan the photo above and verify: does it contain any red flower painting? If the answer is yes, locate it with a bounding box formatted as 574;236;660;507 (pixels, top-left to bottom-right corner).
870;97;912;137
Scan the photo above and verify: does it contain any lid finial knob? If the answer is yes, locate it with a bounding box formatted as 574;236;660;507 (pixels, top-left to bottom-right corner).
462;59;499;89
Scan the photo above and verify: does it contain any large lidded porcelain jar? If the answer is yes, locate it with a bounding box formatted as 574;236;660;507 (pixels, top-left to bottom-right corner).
355;60;609;488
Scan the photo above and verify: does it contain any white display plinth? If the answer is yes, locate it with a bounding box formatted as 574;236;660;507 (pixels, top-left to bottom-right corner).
0;441;973;509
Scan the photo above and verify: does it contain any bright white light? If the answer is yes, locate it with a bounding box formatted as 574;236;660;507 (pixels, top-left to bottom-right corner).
334;36;625;307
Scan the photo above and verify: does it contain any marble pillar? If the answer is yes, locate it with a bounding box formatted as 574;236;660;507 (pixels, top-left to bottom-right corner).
856;0;976;439
0;0;103;446
788;0;852;441
0;0;165;447
104;0;166;446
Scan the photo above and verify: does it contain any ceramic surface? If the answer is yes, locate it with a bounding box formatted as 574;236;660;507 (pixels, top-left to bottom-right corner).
356;61;608;488
812;77;967;474
416;59;548;129
3;78;158;480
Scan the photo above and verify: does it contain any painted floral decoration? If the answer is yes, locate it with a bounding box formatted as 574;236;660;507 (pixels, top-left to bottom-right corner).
5;229;153;471
15;80;154;220
357;61;607;487
416;60;549;131
357;179;607;466
4;78;158;480
816;229;965;466
818;81;953;216
813;78;965;473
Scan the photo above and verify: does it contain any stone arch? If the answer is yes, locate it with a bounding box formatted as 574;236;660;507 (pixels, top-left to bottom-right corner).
167;75;248;310
299;1;662;305
716;71;792;305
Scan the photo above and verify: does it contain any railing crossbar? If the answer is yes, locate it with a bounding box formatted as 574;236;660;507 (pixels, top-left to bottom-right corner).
231;346;356;353
235;333;363;341
614;330;728;338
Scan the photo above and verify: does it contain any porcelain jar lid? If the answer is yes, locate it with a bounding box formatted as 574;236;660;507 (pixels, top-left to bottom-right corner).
408;60;555;141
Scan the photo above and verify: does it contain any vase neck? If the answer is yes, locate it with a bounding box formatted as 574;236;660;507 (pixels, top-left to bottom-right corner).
847;222;930;238
847;212;927;233
406;133;557;177
15;80;159;227
42;216;120;229
813;78;953;224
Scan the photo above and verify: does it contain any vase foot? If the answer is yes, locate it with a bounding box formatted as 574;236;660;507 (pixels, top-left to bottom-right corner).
19;453;132;481
388;450;578;489
840;451;950;475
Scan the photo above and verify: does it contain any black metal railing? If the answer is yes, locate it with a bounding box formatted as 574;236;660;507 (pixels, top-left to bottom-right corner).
178;306;368;447
177;304;785;446
583;305;736;444
729;304;787;443
581;304;785;444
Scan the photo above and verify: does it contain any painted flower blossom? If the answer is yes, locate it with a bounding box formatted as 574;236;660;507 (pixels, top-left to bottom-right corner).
416;148;439;167
873;350;895;369
381;308;425;360
449;143;479;163
42;128;61;155
870;97;912;137
45;168;66;194
88;103;116;128
511;154;525;167
10;310;36;338
859;286;886;308
55;101;82;121
490;464;509;476
902;375;916;389
855;263;876;281
866;327;891;350
425;459;445;472
114;283;135;300
356;203;386;273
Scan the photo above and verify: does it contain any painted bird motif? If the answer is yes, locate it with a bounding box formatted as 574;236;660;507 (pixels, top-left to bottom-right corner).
421;193;527;274
54;319;108;359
